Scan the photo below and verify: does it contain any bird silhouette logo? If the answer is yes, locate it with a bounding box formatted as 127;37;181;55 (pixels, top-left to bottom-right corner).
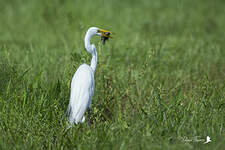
203;136;211;144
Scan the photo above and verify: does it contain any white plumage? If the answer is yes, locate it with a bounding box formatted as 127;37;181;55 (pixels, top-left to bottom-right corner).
67;27;112;125
67;64;94;124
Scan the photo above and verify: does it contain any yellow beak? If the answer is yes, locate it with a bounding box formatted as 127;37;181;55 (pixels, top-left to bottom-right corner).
98;29;113;38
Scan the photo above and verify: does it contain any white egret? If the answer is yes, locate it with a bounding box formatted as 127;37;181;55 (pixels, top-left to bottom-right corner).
67;27;112;125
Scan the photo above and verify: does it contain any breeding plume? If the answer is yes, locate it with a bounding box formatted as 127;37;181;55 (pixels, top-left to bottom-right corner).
67;27;112;125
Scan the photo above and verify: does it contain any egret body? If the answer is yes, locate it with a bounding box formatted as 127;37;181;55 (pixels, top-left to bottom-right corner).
67;27;112;125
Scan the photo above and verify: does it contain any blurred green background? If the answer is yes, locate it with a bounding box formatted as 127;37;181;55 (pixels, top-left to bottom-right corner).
0;0;225;149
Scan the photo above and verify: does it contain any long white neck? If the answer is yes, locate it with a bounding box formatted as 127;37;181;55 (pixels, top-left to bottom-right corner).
90;46;97;73
84;32;98;73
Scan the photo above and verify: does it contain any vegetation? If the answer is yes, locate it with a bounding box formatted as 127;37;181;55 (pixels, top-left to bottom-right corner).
0;0;225;149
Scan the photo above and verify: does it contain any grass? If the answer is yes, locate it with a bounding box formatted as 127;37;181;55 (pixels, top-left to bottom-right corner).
0;0;225;149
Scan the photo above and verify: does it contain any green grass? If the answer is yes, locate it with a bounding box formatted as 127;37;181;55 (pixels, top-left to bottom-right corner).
0;0;225;149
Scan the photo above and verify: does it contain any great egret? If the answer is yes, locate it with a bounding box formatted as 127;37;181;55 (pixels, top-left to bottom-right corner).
67;27;112;125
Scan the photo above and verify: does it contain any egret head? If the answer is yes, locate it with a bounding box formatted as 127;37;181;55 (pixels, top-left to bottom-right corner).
86;27;112;45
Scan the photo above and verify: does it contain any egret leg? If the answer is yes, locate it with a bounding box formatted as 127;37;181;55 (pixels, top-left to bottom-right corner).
88;108;91;126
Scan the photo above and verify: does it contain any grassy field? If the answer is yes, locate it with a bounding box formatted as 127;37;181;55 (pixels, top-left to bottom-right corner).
0;0;225;149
